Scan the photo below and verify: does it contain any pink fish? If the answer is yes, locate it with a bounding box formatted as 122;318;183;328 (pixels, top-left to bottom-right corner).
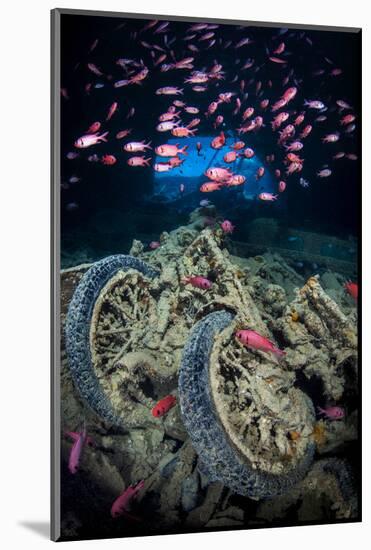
256;166;265;180
317;168;332;178
281;86;297;103
153;162;173;172
155;144;188;157
66;428;93;474
74;132;108;149
304;99;325;109
259;192;278;201
182;276;212;290
205;167;232;181
206;101;219;117
111;480;145;520
273;42;285;55
271;98;287;112
224;151;238;163
235;329;286;357
158;110;181;121
322;133;339;143
285;141;303;152
340;114;356;125
271;112;289;131
124;140;152;153
86;121;101;133
269;56;287;64
221;220;235;234
156;86;183;95
242;147;255;158
318;406;345;421
106;102;118;121
200;181;223;192
87;63;104;76
226;174;245;186
149;241;160;249
156;120;180;132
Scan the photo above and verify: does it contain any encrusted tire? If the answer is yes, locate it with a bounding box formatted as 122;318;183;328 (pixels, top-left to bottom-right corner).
179;310;316;499
65;254;159;425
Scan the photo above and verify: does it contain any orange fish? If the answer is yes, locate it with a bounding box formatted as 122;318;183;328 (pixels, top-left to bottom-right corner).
106;102;118;121
86;121;101;133
172;127;197;137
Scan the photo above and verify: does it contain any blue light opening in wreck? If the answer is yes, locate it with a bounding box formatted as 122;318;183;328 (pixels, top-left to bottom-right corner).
151;135;275;203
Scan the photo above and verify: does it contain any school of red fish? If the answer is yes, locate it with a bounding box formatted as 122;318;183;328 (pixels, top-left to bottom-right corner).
62;19;358;204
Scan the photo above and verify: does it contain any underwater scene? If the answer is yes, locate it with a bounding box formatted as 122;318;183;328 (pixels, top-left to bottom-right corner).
58;11;360;542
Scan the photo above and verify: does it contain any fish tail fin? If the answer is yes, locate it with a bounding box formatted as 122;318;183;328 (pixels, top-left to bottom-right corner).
147;140;152;149
181;145;188;155
144;157;151;166
274;348;286;358
100;131;109;142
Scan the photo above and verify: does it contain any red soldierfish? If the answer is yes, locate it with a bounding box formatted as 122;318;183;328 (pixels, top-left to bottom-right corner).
124;141;152;153
86;121;101;133
211;131;225;149
87;63;104;76
226;174;245;186
269;56;287;64
111;480;145;520
221;220;234;234
205;167;232;181
106;102;118;121
235;329;286;357
116;129;132;139
101;154;117;165
344;281;358;300
127;156;151;167
152;395;177;417
259;192;278;201
318;406;345;421
224;151;238;163
66;428;93;474
282;87;297;103
74;132;108;148
182;276;213;289
256;166;265;179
